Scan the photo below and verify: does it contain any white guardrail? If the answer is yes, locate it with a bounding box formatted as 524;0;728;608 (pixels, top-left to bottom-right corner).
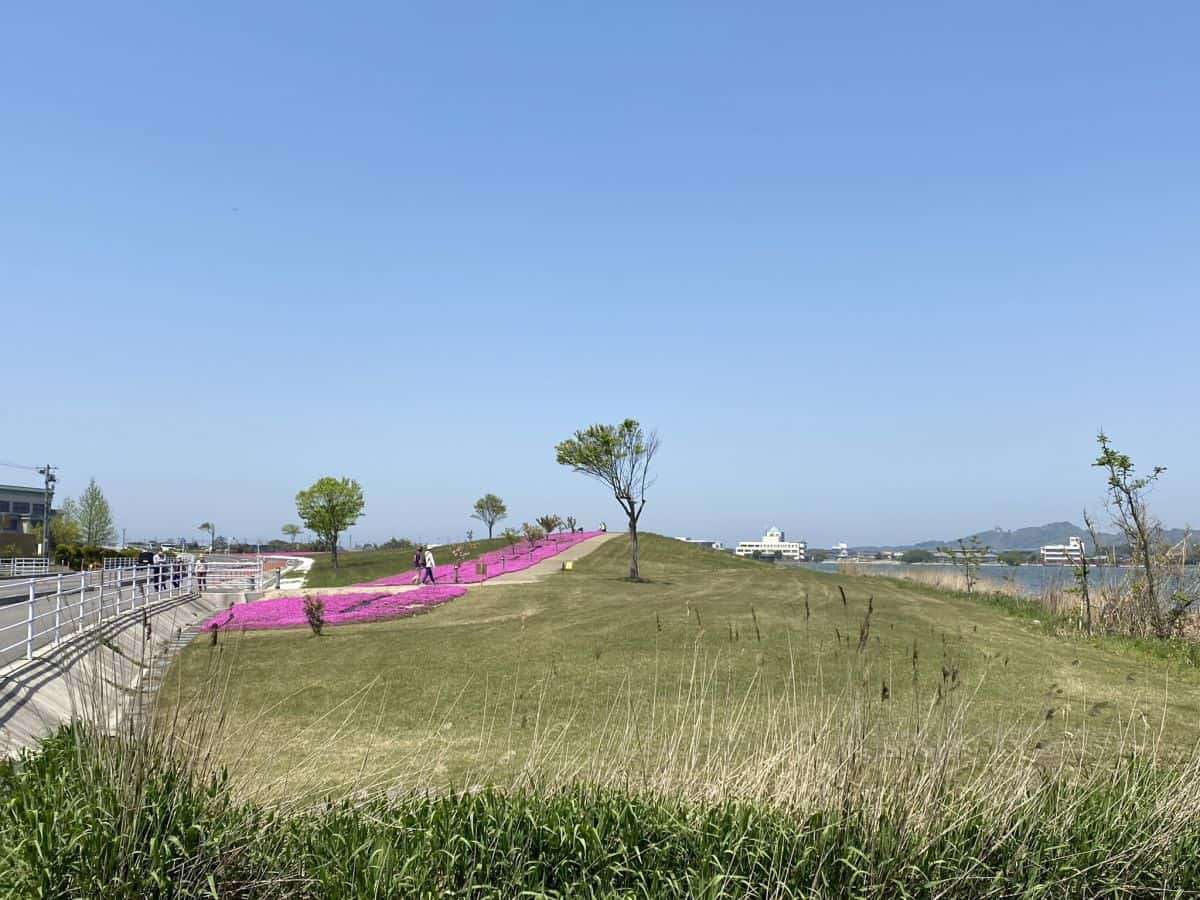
102;556;141;570
198;559;266;592
0;562;195;668
0;558;50;577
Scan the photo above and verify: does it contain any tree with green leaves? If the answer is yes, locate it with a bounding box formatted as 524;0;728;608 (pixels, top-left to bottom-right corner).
501;527;521;558
900;549;935;564
33;497;81;546
281;523;302;547
295;477;365;571
537;514;562;540
197;522;216;551
470;494;508;539
1091;431;1192;637
78;478;116;546
521;522;545;551
565;516;578;533
556;419;660;580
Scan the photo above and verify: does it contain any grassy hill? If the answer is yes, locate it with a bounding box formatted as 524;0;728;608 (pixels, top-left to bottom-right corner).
164;533;1200;798
14;534;1200;896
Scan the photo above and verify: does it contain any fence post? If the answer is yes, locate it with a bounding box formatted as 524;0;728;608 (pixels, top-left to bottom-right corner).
26;582;35;659
97;569;105;626
54;574;62;646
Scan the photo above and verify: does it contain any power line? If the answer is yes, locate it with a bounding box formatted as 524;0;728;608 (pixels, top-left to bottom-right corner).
0;460;42;472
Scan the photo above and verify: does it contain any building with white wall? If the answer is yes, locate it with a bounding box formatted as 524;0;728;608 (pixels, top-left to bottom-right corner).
736;527;806;561
1040;536;1085;565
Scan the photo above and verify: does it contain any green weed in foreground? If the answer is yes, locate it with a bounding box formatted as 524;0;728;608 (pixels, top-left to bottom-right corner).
5;724;1200;898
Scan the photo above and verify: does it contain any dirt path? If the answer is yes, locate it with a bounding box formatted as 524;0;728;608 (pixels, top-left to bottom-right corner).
475;532;622;586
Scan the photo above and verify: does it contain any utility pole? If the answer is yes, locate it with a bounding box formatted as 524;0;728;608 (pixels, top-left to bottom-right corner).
36;464;57;564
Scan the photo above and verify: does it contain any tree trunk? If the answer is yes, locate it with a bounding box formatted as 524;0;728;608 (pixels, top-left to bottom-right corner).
1129;501;1162;636
488;523;494;539
1080;558;1093;636
331;532;340;570
628;519;639;580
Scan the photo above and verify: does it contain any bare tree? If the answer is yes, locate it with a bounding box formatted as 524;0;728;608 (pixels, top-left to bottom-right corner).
938;536;989;594
556;419;660;580
1076;509;1105;636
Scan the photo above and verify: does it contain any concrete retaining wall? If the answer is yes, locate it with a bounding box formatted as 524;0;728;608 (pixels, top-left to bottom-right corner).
0;591;231;757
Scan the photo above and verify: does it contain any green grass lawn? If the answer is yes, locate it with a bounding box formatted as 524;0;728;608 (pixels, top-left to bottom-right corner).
303;536;511;587
165;534;1200;798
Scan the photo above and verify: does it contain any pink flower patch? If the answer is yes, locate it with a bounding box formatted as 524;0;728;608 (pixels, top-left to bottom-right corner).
365;530;604;586
201;585;468;632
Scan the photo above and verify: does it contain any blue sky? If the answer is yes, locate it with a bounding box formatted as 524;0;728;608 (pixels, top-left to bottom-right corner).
3;2;1198;548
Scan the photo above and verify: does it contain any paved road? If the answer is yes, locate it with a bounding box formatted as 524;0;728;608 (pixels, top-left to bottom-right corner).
0;573;88;604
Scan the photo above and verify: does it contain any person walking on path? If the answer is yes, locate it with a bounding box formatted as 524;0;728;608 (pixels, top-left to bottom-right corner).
422;546;437;584
412;546;425;585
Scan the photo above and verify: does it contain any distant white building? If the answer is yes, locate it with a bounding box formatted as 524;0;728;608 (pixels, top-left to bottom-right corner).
736;527;806;561
675;537;724;551
832;542;849;559
1041;536;1085;565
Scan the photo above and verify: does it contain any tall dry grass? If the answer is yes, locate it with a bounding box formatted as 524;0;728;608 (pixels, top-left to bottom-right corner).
6;610;1200;896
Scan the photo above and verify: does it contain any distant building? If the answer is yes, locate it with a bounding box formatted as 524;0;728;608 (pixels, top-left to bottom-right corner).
736;527;806;561
1041;536;1085;565
675;537;724;551
0;484;51;537
832;542;849;559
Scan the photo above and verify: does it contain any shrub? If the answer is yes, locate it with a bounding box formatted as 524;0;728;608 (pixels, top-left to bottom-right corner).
302;594;325;636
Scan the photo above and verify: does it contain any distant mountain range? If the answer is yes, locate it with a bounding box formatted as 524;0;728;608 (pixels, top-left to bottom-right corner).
897;521;1193;553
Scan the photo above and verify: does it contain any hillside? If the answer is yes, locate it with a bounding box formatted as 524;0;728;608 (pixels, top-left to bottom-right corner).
900;521;1194;552
907;521;1116;551
163;533;1200;797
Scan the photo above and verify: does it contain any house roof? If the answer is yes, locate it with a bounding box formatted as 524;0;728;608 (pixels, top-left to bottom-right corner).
0;484;47;496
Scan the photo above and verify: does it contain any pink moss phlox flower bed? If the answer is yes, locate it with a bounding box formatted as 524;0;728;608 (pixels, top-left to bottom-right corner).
364;530;604;587
201;585;467;632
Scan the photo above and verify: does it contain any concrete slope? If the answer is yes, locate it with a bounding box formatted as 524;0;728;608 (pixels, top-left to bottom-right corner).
0;592;229;757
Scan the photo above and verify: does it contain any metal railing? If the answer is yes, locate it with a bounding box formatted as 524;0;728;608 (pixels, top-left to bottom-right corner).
0;558;50;577
196;558;265;592
0;562;195;668
102;556;141;570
